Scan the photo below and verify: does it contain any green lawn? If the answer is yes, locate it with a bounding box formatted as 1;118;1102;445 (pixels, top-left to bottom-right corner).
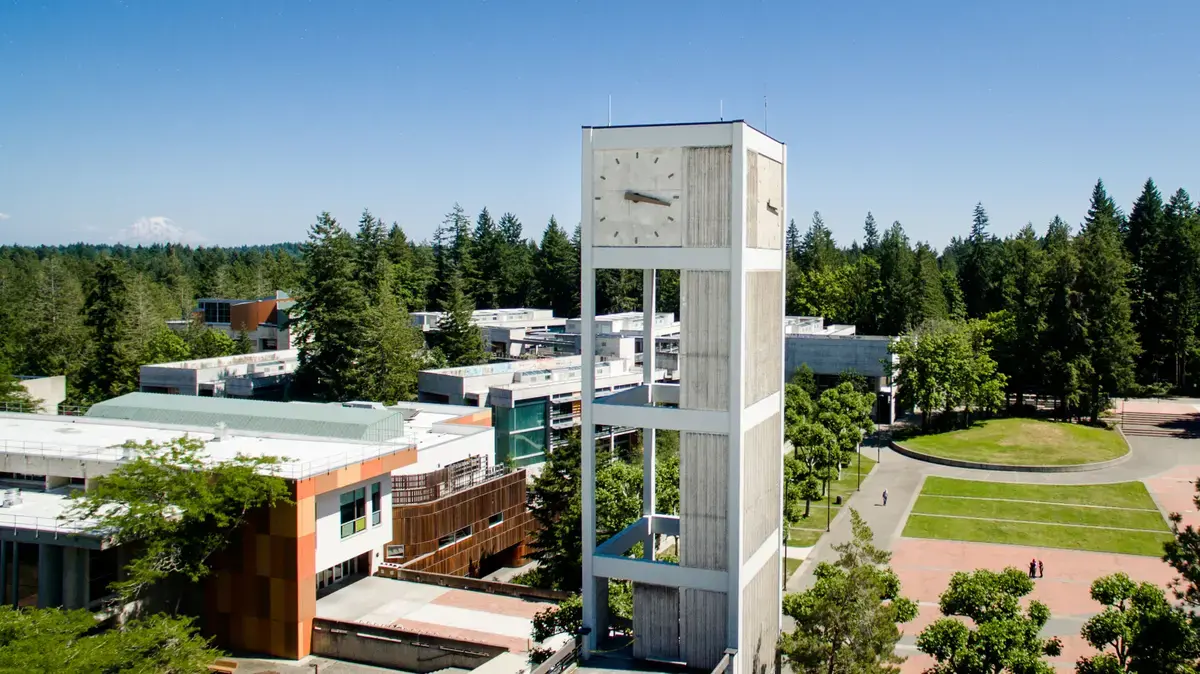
791;453;878;526
784;557;803;579
786;528;824;547
902;477;1171;556
902;418;1128;466
922;476;1157;510
912;495;1169;531
903;514;1173;557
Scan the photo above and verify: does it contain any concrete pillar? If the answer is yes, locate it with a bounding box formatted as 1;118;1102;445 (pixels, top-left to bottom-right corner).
8;541;18;607
0;541;7;606
37;544;64;608
62;547;90;609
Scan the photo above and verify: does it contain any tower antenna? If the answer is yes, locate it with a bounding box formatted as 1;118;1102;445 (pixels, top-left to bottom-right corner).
608;94;612;126
719;99;724;121
763;94;768;131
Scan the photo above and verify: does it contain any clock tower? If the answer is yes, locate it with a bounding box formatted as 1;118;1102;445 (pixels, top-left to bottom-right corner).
579;121;786;672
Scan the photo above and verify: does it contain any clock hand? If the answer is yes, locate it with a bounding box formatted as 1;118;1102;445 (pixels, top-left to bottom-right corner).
624;191;671;207
766;199;779;215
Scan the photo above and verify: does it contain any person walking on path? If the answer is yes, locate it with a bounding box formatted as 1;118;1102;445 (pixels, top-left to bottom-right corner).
882;489;888;506
1029;559;1037;578
1038;560;1044;578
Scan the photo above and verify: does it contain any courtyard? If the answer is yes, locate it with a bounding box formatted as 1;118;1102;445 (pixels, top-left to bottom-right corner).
786;399;1200;673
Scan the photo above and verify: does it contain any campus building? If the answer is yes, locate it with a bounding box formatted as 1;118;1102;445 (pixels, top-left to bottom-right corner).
411;307;567;358
167;291;297;352
139;349;299;399
417;342;671;467
782;318;899;423
0;393;530;661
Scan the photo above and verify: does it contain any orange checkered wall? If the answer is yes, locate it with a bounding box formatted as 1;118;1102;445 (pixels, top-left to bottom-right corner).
204;447;416;659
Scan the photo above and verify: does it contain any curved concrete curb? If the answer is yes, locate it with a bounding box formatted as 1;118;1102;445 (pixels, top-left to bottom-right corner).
888;440;1132;473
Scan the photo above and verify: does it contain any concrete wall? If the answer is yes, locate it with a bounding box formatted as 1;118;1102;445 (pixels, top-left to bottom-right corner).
17;376;66;414
632;582;679;661
311;617;506;673
784;334;896;379
315;476;393;572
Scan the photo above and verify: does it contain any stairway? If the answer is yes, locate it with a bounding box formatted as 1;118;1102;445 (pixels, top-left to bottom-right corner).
1118;411;1200;438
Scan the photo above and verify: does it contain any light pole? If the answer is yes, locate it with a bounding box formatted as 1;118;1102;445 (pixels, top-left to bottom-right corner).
856;442;861;491
825;475;831;532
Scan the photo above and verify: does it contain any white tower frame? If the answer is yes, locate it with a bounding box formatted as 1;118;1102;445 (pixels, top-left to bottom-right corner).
580;121;786;673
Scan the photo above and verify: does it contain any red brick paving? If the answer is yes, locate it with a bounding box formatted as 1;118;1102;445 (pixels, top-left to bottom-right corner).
387;617;531;652
1146;465;1200;528
429;587;554;620
892;538;1177;673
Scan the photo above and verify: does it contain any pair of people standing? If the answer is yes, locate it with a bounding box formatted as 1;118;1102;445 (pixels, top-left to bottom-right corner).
1029;558;1044;578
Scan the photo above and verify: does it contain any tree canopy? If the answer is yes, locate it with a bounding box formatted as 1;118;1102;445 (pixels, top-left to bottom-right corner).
780;509;918;673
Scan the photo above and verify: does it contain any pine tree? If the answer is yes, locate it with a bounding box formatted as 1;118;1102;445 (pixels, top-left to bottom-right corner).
995;224;1046;406
1160;189;1200;390
877;221;916;334
496;212;534;308
535;217;579;317
360;260;423;403
799;211;840;272
354;209;387;299
1126;180;1167;383
293;212;368;401
958;202;1001;318
1075;181;1139;421
434;273;487;367
912;243;947;325
1040;216;1086;419
23;258;87;383
786;218;802;263
471;207;501;309
81;257;138;402
234;329;254;354
862;212;879;256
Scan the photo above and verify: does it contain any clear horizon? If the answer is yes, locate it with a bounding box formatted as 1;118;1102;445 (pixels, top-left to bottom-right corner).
1;0;1197;250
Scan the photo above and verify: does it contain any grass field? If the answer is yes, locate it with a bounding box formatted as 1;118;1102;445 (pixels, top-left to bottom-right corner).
784;557;803;580
902;418;1128;466
787;452;878;548
903;477;1172;556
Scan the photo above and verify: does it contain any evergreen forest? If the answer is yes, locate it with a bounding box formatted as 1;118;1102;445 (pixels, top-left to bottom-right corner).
1;178;1197;414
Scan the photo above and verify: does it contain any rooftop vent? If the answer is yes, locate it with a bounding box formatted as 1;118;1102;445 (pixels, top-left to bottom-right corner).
214;422;229;441
0;488;21;508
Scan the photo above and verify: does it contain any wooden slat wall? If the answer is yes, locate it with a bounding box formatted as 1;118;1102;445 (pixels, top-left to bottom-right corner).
388;471;533;577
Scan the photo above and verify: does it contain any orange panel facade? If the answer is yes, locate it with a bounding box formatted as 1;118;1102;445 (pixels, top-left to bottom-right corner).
204;446;416;659
229;299;277;332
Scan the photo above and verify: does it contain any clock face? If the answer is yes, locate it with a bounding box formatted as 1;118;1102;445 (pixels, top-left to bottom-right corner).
592;147;683;247
752;153;783;249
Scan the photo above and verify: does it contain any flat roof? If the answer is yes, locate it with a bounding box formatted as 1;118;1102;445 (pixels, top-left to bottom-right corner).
581;119;784;144
140;349;298;370
0;413;414;480
425;356;581;378
88;392;406;443
0;488;104;539
316;576;554;653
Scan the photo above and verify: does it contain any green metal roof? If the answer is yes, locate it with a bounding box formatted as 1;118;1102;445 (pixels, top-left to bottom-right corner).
86;392;404;443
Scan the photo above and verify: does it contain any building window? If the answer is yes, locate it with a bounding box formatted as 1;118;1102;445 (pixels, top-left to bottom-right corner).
386;544;405;559
260;338;277;351
201;301;231;324
339;487;367;538
371;482;382;526
316;556;361;590
437;533;454;549
455;525;472;543
488;512;504;528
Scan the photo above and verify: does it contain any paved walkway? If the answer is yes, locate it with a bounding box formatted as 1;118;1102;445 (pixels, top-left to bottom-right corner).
782;410;1200;667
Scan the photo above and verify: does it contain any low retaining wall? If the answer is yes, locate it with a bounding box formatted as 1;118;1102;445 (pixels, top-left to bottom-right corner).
888;440;1132;473
312;617;508;673
376;565;569;602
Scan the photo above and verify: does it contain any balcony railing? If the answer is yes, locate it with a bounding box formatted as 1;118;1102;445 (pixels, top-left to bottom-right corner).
392;456;509;506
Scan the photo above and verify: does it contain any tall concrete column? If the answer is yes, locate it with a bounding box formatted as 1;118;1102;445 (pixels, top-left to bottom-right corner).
37;544;64;608
62;547;90;609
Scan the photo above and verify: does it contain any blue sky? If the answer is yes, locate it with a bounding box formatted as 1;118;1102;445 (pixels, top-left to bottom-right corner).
1;0;1197;249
